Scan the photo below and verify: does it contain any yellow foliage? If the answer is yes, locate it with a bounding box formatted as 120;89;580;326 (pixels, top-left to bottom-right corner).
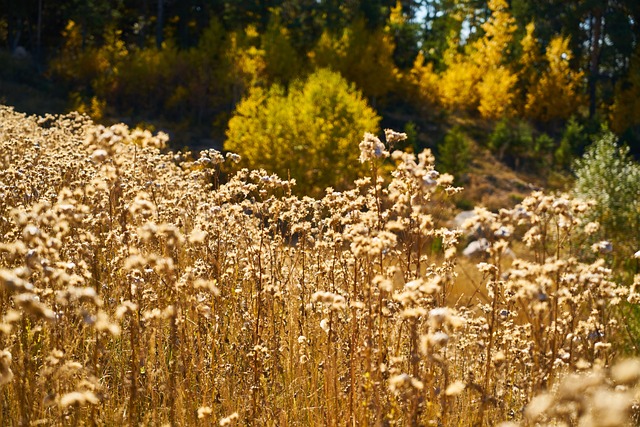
520;22;541;85
404;52;441;110
389;0;405;26
610;45;640;134
262;16;303;85
513;22;543;114
478;66;518;119
50;20;110;86
474;0;517;68
311;19;398;101
71;94;106;120
227;26;267;96
525;36;584;122
225;69;380;195
474;0;517;118
439;46;482;111
438;0;517;118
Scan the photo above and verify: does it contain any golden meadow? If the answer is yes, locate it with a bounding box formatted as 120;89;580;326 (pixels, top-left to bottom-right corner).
1;105;639;426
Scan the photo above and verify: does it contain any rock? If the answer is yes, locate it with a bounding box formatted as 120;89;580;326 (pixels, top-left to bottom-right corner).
452;210;476;229
12;46;29;59
462;239;489;257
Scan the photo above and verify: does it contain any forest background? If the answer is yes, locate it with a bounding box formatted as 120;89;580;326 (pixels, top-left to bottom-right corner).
2;0;640;197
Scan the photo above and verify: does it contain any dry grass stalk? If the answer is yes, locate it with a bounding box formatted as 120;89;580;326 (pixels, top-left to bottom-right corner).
0;106;637;425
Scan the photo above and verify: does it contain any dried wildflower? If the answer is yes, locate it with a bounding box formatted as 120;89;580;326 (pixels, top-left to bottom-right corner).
129;193;157;219
422;170;439;188
91;149;108;162
188;228;208;244
592;240;613;254
312;291;346;309
0;350;13;386
389;373;424;392
0;105;635;426
384;129;407;146
319;318;330;334
0;269;34;293
115;301;138;319
359;132;389;163
492;351;506;366
428;307;450;329
400;307;428;319
14;293;55;321
197;406;213;419
524;393;553;421
56;286;102;306
226;152;241;163
428;331;450;347
445;381;465;396
611;358;640;385
219;412;239;426
59;391;100;408
94;311;121;336
584;222;600;235
589;388;632;426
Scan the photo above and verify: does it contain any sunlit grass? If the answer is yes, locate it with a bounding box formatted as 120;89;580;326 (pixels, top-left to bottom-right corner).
0;105;637;426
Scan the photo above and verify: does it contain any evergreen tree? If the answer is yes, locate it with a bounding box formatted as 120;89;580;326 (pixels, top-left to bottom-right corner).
438;126;472;182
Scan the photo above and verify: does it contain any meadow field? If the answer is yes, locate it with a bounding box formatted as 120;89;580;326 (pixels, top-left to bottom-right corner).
0;105;639;426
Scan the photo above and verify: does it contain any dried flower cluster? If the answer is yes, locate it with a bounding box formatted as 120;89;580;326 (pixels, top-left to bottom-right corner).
0;106;637;425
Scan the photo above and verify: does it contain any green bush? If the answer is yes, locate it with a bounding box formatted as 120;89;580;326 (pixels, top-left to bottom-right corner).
225;68;380;195
573;131;640;268
488;118;561;172
403;121;418;152
554;116;586;168
438;125;471;182
488;118;534;169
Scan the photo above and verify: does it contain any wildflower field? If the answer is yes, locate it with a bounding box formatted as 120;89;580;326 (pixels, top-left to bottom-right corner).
1;105;639;426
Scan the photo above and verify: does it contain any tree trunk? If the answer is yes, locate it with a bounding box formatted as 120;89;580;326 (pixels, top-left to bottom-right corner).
156;0;164;49
588;8;603;118
36;0;43;69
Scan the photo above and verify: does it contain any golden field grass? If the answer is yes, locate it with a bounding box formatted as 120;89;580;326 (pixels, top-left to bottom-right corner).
0;105;639;426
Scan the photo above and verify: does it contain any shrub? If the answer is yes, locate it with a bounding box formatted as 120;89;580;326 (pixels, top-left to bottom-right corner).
488;118;534;168
225;68;380;195
438;125;471;182
573;131;640;266
403;120;418;152
555;117;586;168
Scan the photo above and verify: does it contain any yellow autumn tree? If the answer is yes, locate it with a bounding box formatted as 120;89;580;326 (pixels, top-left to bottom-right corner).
311;18;398;103
404;51;441;111
225;69;380;195
262;14;303;86
610;44;640;134
520;22;542;88
226;25;267;103
477;66;518;119
439;34;482;111
525;35;584;122
474;0;518;119
514;22;542;114
439;0;518;118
